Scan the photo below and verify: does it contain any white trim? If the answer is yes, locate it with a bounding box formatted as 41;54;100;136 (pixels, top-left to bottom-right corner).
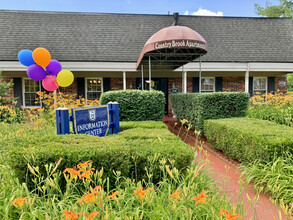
176;62;293;72
22;78;41;108
201;77;215;92
0;61;137;72
1;61;293;72
85;77;103;104
253;77;267;95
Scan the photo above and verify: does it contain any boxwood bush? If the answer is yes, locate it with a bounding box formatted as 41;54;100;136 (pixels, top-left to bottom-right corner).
204;118;293;163
100;90;165;121
170;92;250;132
7;121;194;188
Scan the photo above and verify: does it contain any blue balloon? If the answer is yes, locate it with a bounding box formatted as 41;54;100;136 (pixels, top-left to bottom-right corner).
18;50;36;67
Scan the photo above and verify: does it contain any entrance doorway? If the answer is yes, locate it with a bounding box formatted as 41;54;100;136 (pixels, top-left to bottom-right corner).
136;78;168;114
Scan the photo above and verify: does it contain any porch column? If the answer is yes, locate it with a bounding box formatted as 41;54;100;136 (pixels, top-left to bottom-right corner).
182;66;187;93
199;56;202;93
123;71;126;90
141;65;144;90
245;63;250;93
149;56;151;91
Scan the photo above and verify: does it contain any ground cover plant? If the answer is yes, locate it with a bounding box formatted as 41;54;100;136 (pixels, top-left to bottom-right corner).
0;120;244;219
204;117;293;163
248;92;293;127
170;92;250;132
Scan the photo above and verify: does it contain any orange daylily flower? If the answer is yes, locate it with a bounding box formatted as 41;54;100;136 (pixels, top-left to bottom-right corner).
133;188;154;200
77;160;92;171
86;211;100;220
63;168;80;179
19;129;24;133
76;193;96;204
92;186;102;195
169;190;181;200
78;168;95;179
62;210;86;220
191;190;208;205
220;208;243;220
108;191;119;200
11;196;31;208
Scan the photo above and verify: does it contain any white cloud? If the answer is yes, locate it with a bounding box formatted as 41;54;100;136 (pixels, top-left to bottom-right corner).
184;10;189;15
185;8;223;16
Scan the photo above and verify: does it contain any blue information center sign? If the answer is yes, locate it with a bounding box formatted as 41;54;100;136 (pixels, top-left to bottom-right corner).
56;103;120;137
72;105;109;137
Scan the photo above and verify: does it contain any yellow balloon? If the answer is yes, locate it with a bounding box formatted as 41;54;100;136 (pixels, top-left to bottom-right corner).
57;70;74;87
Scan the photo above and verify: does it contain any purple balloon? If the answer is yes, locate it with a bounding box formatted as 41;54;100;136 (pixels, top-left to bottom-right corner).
27;64;47;81
46;59;62;76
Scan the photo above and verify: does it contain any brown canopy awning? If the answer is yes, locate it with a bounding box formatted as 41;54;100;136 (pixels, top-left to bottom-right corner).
136;25;208;70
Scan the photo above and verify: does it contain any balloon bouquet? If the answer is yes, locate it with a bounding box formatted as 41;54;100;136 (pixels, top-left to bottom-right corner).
18;48;74;92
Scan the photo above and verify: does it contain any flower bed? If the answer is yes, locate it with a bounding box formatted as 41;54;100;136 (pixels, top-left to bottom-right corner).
248;92;293;127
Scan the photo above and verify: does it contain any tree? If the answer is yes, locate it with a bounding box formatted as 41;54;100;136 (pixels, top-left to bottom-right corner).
255;0;293;18
287;74;293;91
0;73;14;105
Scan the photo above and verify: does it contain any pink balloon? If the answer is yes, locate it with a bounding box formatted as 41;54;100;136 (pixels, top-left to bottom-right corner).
42;75;58;92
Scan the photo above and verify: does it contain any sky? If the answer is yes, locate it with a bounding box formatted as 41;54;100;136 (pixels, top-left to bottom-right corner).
0;0;281;17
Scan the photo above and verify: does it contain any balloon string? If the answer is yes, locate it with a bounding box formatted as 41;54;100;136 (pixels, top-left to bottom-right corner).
53;79;66;108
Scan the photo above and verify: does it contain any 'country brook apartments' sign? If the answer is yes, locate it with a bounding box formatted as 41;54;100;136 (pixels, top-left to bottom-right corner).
56;103;120;137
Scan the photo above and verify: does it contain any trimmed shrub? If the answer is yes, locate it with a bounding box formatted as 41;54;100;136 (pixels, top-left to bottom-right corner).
204;117;293;163
100;90;165;121
7;121;194;188
170;92;250;131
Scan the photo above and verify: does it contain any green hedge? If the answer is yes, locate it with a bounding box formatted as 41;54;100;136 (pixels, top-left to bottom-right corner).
204;118;293;163
170;92;250;131
100;90;165;121
7;121;194;188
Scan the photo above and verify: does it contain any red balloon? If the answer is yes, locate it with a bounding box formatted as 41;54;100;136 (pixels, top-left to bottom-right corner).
42;75;58;92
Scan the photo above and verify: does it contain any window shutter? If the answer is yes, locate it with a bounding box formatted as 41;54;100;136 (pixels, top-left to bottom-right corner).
103;78;111;92
77;77;85;98
249;77;253;97
268;77;275;94
192;77;199;93
215;77;223;92
13;78;22;108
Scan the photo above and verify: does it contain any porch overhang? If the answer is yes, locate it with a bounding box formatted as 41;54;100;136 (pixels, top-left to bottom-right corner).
136;25;208;70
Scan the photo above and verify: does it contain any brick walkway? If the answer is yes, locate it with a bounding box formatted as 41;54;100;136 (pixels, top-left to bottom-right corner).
164;116;288;220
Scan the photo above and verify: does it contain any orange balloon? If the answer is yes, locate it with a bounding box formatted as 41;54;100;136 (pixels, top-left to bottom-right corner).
32;47;51;67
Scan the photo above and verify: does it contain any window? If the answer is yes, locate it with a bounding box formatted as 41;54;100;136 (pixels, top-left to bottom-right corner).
201;77;215;92
85;78;103;101
23;78;41;108
253;77;267;95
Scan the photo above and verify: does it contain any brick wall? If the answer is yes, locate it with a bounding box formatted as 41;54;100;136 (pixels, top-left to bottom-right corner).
276;76;287;93
59;78;77;96
222;77;245;92
110;78;123;90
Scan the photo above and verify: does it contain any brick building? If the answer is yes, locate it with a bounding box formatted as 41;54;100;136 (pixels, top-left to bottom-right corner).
0;10;292;114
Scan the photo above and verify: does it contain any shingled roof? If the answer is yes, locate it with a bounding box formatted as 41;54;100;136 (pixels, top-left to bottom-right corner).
0;10;292;63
